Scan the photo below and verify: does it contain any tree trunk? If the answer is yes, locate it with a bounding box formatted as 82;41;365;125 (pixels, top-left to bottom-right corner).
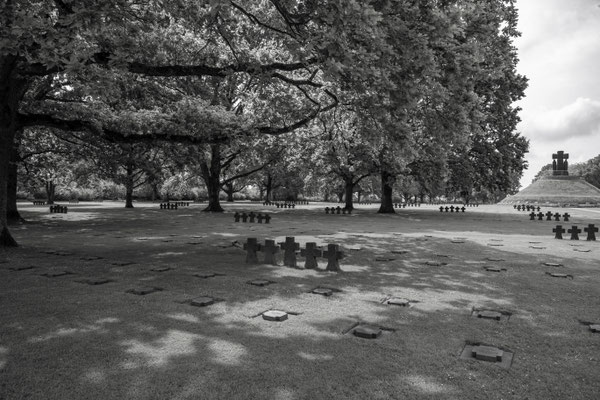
45;180;56;205
0;56;27;247
7;144;22;224
357;190;362;203
125;163;134;208
265;174;273;202
201;144;224;212
344;178;354;211
224;182;234;202
378;169;396;213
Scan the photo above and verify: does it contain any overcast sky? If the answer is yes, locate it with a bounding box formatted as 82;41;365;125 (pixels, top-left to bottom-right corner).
514;0;600;187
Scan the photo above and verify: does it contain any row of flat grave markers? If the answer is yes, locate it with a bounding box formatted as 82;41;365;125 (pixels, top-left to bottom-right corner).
529;211;570;222
49;205;68;213
439;206;466;213
243;237;343;272
234;212;271;223
325;206;351;214
553;224;597;240
515;204;541;212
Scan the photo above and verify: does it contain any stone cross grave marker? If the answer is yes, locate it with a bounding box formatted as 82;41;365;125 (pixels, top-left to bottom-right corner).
563;213;570;222
584;224;597;241
280;237;300;268
537;212;544;221
529;212;536;220
264;214;271;224
553;225;565;239
241;212;248;223
553;212;561;221
568;226;581;240
552;150;569;176
323;244;343;272
257;213;264;223
262;239;279;265
244;238;261;264
301;242;322;269
249;212;256;223
545;211;553;221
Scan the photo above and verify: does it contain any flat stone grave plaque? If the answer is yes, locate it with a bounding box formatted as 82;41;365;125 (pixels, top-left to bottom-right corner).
530;246;546;249
460;343;514;369
75;277;111;285
391;250;408;254
127;287;162;295
353;325;382;339
112;261;135;266
80;256;103;261
375;257;395;262
424;261;447;266
451;240;464;244
312;288;334;296
262;310;288;322
9;265;36;271
476;310;502;320
386;297;410;307
486;258;505;262
186;242;202;245
590;324;600;333
543;262;563;267
151;266;171;272
472;345;503;362
247;279;273;287
41;270;72;278
194;272;225;279
190;297;215;307
487;243;503;247
484;267;505;272
574;249;591;253
546;272;572;279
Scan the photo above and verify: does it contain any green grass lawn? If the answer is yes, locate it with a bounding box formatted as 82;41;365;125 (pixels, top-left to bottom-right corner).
1;202;599;399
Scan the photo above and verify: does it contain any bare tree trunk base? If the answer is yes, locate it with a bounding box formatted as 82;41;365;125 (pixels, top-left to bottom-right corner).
0;226;18;247
7;210;25;225
203;204;224;212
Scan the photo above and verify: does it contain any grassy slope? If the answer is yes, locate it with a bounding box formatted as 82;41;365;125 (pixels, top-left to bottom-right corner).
0;202;599;400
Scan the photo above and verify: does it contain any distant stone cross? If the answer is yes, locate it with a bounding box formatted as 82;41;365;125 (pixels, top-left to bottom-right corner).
323;244;344;272
584;224;598;241
545;211;553;221
301;242;322;269
529;212;536;221
553;225;565;240
280;237;300;268
262;239;279;265
552;151;569;176
568;225;581;240
244;238;261;264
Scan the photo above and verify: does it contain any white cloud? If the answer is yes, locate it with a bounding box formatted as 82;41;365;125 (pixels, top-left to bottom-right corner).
522;98;600;141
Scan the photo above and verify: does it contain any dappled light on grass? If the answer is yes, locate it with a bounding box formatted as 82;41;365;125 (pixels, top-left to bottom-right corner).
0;346;7;370
403;374;456;395
121;329;202;367
29;318;120;343
207;338;247;366
297;351;334;361
410;288;513;312
165;313;201;324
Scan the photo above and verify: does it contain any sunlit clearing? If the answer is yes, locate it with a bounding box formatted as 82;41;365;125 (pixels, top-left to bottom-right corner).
154;252;186;257
207;339;247;366
121;329;202;367
82;368;106;384
212;232;239;237
411;288;513;312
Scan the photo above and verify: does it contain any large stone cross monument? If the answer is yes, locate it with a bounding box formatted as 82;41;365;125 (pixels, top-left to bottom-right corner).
552;151;569;176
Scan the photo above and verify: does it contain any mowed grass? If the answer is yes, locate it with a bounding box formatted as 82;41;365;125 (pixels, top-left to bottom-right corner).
1;201;599;400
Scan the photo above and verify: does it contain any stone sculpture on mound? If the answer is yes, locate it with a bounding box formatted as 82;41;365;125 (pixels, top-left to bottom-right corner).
552;150;569;176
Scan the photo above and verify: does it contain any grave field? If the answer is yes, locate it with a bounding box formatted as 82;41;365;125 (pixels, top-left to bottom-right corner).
1;201;599;400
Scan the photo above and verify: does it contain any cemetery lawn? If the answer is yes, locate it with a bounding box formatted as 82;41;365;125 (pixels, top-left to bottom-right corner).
1;201;599;400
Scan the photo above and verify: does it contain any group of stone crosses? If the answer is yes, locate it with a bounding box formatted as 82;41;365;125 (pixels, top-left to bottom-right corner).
529;211;570;221
325;206;351;214
514;204;541;212
263;201;309;207
394;203;421;208
159;201;190;209
243;236;343;272
553;224;597;241
439;205;467;213
49;205;68;214
32;200;46;205
234;211;271;224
